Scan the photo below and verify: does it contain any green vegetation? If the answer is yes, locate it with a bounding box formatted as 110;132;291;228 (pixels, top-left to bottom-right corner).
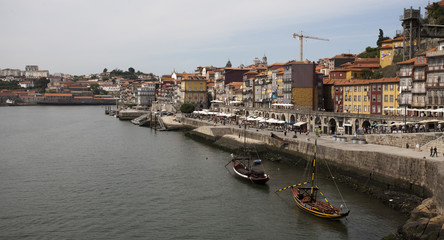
90;83;109;95
376;29;390;47
357;46;379;58
180;103;195;113
425;3;444;25
0;80;22;90
34;77;49;93
110;67;138;80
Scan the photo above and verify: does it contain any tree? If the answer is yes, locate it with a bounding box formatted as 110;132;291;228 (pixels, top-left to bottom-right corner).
376;29;390;47
180;103;195;113
90;83;101;95
128;67;135;75
103;68;108;73
34;77;50;92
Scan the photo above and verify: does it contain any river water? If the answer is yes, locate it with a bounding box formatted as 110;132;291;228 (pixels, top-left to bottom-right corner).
0;106;406;239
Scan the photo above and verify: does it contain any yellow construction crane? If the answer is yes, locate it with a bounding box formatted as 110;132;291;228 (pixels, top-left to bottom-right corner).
292;31;329;61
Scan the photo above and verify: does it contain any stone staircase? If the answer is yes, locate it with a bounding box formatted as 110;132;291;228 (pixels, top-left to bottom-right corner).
421;135;444;155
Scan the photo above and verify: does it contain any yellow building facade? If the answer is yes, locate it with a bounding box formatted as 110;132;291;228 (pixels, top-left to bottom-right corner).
180;75;207;107
341;81;371;115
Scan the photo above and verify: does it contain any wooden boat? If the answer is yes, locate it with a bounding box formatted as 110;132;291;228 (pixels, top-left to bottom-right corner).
231;154;270;184
275;140;349;220
226;124;269;184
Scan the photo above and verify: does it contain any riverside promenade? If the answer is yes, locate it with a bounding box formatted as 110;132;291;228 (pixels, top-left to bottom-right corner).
162;114;444;239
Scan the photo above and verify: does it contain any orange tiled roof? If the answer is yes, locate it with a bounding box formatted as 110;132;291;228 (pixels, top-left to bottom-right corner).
44;93;72;97
227;82;243;87
398;57;417;65
380;45;393;50
381;38;393;43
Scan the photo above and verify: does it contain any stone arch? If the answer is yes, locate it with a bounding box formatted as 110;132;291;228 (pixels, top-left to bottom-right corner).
246;111;250;117
362;120;371;131
281;114;286;122
315;116;321;125
271;113;275;119
265;113;269;118
258;112;262;117
276;115;280;120
290;115;295;123
329;118;337;134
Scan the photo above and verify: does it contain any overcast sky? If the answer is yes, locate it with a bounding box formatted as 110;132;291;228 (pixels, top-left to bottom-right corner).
0;0;428;76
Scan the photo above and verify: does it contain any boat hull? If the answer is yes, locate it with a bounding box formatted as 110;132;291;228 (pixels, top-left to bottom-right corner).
232;161;269;184
291;188;349;220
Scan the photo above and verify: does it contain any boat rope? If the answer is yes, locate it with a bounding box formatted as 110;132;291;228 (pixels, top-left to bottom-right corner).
323;158;348;210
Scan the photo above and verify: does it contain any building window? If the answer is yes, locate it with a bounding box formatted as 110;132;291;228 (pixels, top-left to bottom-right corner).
364;96;367;102
354;95;357;101
364;86;367;91
354;86;357;92
377;106;381;113
390;95;394;102
358;86;361;92
377;95;381;102
390;84;394;90
364;106;367;112
384;95;388;102
378;84;381;91
372;106;375;113
384;85;388;91
358;95;361;101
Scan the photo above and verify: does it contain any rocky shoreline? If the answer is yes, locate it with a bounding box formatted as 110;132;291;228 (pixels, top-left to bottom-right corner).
166;116;444;240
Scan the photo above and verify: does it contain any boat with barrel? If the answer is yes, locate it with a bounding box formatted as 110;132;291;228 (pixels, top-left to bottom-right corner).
225;125;269;184
275;140;349;219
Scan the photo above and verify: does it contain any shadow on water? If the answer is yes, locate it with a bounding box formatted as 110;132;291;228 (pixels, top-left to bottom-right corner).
292;206;349;239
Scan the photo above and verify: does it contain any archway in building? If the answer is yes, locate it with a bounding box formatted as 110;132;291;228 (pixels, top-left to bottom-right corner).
265;113;269;118
271;113;275;119
329;118;337;135
258;112;262;117
246;111;249;117
290;115;295;123
315;117;321;125
276;115;280;120
281;114;286;122
362;120;371;133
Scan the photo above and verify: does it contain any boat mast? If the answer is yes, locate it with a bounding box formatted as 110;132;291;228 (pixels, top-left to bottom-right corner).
310;140;317;200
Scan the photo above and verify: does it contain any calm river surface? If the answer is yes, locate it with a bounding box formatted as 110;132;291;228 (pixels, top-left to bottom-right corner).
0;106;406;239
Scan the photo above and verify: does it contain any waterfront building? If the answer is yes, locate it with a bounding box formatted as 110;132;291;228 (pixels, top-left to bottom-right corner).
411;50;429;111
180;75;207;109
398;57;415;110
225;82;243;104
284;60;322;110
136;82;156;106
335;80;369;114
242;70;257;108
425;39;444;112
44;93;73;103
380;78;401;115
254;72;267;108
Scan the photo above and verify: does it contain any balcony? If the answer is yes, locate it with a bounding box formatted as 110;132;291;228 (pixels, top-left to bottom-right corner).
426;83;444;88
411;102;426;107
426;50;444;58
411;88;426;94
427;65;444;71
283;78;292;83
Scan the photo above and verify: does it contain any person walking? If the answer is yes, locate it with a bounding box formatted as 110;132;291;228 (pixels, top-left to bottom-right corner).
430;147;433;157
433;147;438;157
